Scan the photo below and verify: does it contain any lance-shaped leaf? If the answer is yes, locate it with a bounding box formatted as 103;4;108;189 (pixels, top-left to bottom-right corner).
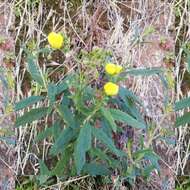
50;127;78;155
110;109;146;129
74;123;92;174
47;83;57;104
90;148;121;169
123;67;164;76
175;96;190;111
83;163;111;176
57;104;78;129
117;87;145;124
15;107;49;127
27;56;44;86
100;107;117;132
92;127;120;156
35;127;52;142
35;120;62;142
38;160;50;185
56;74;74;95
176;112;190;127
15;96;44;111
56;81;68;95
51;147;71;176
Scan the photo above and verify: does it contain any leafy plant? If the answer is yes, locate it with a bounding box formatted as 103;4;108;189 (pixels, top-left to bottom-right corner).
15;32;163;185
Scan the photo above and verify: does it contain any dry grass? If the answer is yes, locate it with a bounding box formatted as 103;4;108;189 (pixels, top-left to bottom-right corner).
175;0;190;177
0;1;15;189
10;0;190;189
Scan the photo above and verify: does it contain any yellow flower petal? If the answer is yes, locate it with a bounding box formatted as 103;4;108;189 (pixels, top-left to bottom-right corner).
104;82;119;96
115;65;123;74
48;32;64;49
105;63;116;75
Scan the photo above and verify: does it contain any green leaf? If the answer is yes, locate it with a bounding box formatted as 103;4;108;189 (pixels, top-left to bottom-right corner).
39;160;50;175
120;87;142;106
123;67;163;76
52;120;62;139
176;112;190;127
100;107;117;132
35;121;61;142
15;96;44;111
51;147;71;176
125;165;138;183
90;148;110;162
83;163;111;176
38;160;50;185
56;81;68;95
187;55;190;73
158;137;176;145
110;109;146;129
37;47;51;55
144;153;160;171
175;96;190;111
27;56;44;86
35;127;52;142
56;74;74;95
74;123;92;174
15;107;49;127
142;164;156;179
133;149;154;161
92;127;120;156
101;119;113;138
158;73;169;106
57;104;78;129
47;83;57;104
90;148;120;169
50;127;77;155
83;86;94;101
117;87;145;124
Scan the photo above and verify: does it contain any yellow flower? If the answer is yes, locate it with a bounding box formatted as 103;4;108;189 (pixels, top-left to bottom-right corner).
164;104;173;114
115;65;123;74
48;32;64;49
105;63;123;75
105;63;116;75
104;82;119;96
